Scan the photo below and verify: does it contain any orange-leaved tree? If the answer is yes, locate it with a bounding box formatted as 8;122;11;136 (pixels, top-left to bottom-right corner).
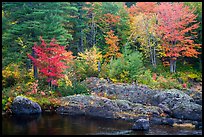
156;2;201;73
103;30;122;62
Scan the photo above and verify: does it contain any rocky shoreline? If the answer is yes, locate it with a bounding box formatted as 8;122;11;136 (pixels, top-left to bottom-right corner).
7;77;202;131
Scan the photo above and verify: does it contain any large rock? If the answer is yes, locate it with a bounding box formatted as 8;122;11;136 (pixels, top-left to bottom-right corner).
152;89;202;121
184;89;202;105
115;99;163;121
132;118;149;131
62;78;202;122
83;77;160;105
11;96;42;114
171;101;202;121
56;95;121;119
150;117;174;126
152;89;194;106
56;94;164;120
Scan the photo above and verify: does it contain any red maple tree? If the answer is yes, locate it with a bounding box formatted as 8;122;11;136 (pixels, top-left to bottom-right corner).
27;37;74;85
156;2;201;73
127;2;157;17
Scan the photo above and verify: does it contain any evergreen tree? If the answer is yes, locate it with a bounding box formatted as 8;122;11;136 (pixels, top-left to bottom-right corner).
68;2;89;54
2;2;73;66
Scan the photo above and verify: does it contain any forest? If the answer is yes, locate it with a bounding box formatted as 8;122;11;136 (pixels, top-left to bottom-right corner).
2;2;202;112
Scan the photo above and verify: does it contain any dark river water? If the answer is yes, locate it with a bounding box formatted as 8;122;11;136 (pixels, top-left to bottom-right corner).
2;113;202;135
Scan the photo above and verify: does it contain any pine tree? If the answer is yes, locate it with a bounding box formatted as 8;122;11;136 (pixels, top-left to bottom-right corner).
2;2;73;65
68;2;89;54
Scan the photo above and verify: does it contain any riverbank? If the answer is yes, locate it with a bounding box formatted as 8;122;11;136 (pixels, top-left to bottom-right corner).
6;77;202;131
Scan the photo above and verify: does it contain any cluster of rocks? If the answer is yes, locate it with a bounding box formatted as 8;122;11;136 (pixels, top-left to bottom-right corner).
56;94;163;121
83;77;202;120
9;77;202;131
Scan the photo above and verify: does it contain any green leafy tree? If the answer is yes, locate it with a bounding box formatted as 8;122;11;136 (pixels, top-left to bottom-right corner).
108;51;144;83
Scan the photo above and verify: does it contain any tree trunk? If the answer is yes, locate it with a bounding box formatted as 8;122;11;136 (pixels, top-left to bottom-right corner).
98;61;101;72
170;59;176;73
149;40;153;66
32;48;38;79
80;29;84;52
199;56;202;71
153;45;156;68
173;60;176;73
92;13;96;47
26;59;32;70
78;3;84;52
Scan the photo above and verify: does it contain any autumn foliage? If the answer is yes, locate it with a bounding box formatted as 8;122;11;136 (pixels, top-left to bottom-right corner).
27;37;74;85
104;13;120;26
77;46;102;72
156;2;201;72
104;30;122;62
127;2;157;16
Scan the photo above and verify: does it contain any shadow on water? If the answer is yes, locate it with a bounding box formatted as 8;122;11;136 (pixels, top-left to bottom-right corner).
2;113;202;135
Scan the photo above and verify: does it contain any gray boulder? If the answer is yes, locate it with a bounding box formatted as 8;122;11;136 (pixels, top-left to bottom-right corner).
152;89;194;106
56;94;164;120
11;96;42;114
150;117;174;126
152;89;202;121
84;77;160;105
56;95;121;119
184;89;202;105
171;101;202;121
132;118;149;131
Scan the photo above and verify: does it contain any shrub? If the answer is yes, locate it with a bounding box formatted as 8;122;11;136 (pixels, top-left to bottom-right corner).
2;63;21;87
137;69;153;85
74;46;102;81
108;51;144;83
2;62;35;88
57;80;90;96
98;62;109;79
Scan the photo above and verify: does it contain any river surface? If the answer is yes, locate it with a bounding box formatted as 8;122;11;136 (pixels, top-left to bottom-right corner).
2;113;202;135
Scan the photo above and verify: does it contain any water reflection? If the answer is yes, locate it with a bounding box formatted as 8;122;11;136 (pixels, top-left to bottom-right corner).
2;113;202;135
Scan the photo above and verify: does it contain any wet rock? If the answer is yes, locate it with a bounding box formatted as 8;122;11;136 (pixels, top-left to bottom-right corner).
150;117;174;126
171;101;202;121
56;95;121;119
11;96;42;115
114;100;133;111
162;118;174;126
83;77;160;105
56;94;164;120
152;89;194;106
184;89;202;105
63;78;202;123
158;103;171;115
150;117;163;125
152;89;202;121
194;121;202;130
132;118;149;131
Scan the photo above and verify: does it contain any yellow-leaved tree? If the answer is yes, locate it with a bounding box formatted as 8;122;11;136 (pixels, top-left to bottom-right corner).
76;46;102;80
128;2;163;68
